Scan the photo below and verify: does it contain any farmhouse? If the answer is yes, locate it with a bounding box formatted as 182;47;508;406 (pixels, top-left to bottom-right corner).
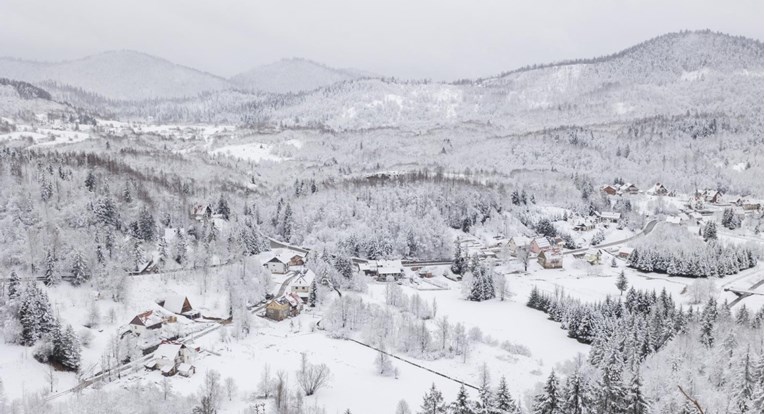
357;260;404;281
530;237;552;254
265;293;303;321
128;310;164;336
190;204;212;221
601;185;618;195
572;217;596;231
145;342;198;376
597;211;621;223
649;183;669;196
161;294;200;319
291;269;315;302
618;246;634;258
507;236;531;256
699;189;723;204
620;183;639;194
262;253;290;274
537;250;563;269
735;198;763;211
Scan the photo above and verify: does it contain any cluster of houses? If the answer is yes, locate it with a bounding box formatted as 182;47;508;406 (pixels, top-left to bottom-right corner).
127;294;200;337
144;341;198;377
601;182;677;197
506;236;564;269
358;260;405;281
601;183;640;196
261;249;306;274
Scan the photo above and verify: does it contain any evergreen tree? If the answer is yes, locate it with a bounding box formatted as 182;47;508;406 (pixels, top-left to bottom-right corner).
217;194;230;220
625;370;648;414
616;270;628;296
702;221;717;241
734;346;755;413
137;206;156;241
419;383;446;414
60;325;81;371
699;298;718;348
449;385;475;414
84;170;96;192
8;271;20;300
309;279;318;307
71;250;90;286
533;370;560;414
561;366;590;414
495;376;518;413
43;250;59;286
597;345;627;414
281;203;294;241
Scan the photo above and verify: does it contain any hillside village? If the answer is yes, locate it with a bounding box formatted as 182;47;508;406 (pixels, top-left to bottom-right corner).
0;28;762;414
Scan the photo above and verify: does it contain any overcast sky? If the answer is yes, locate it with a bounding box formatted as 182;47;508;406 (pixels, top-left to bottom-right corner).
1;0;762;81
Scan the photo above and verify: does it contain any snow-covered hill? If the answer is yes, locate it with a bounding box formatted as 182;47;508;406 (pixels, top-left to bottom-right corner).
230;58;375;93
251;31;763;131
0;51;231;100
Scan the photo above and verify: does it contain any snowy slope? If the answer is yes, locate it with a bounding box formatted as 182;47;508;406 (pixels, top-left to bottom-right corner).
230;58;375;93
0;51;231;100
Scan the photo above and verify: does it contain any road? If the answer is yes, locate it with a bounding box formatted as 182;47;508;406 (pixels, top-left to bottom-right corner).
44;272;298;402
345;338;478;390
562;219;659;256
727;279;765;307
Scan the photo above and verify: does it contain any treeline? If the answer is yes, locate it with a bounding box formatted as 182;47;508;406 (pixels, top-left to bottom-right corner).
5;282;81;371
627;242;756;278
525;285;764;413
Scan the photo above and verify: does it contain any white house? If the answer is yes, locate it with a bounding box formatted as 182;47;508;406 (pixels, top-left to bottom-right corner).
128;310;163;336
161;295;200;319
507;236;531;256
291;269;316;302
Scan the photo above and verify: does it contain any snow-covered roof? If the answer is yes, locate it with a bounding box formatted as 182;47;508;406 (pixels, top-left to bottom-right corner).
262;248;303;265
598;211;621;220
509;236;531;246
155;343;182;360
177;363;194;373
293;269;315;287
163;294;189;314
130;310;163;327
532;238;550;249
618;246;634;255
376;260;403;275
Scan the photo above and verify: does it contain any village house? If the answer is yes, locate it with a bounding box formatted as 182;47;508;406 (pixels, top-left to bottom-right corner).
597;211;621;223
358;260;405;281
261;249;305;274
537;250;563;269
735;198;763;211
620;183;639;195
291;269;315;302
145;342;198;377
699;189;723;204
160;294;201;319
128;310;164;336
190;204;212;221
530;237;552;254
572;217;596;231
601;185;618;196
265;293;303;321
618;246;635;258
506;236;531;256
649;183;669;196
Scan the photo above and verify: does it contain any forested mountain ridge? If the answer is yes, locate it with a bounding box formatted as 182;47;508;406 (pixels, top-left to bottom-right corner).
0;50;231;100
230;58;376;94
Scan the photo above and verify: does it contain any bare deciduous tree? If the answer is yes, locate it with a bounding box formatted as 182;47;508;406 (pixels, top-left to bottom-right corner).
296;353;331;396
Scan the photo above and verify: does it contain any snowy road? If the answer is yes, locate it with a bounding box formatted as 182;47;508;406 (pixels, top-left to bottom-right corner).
563;219;659;255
